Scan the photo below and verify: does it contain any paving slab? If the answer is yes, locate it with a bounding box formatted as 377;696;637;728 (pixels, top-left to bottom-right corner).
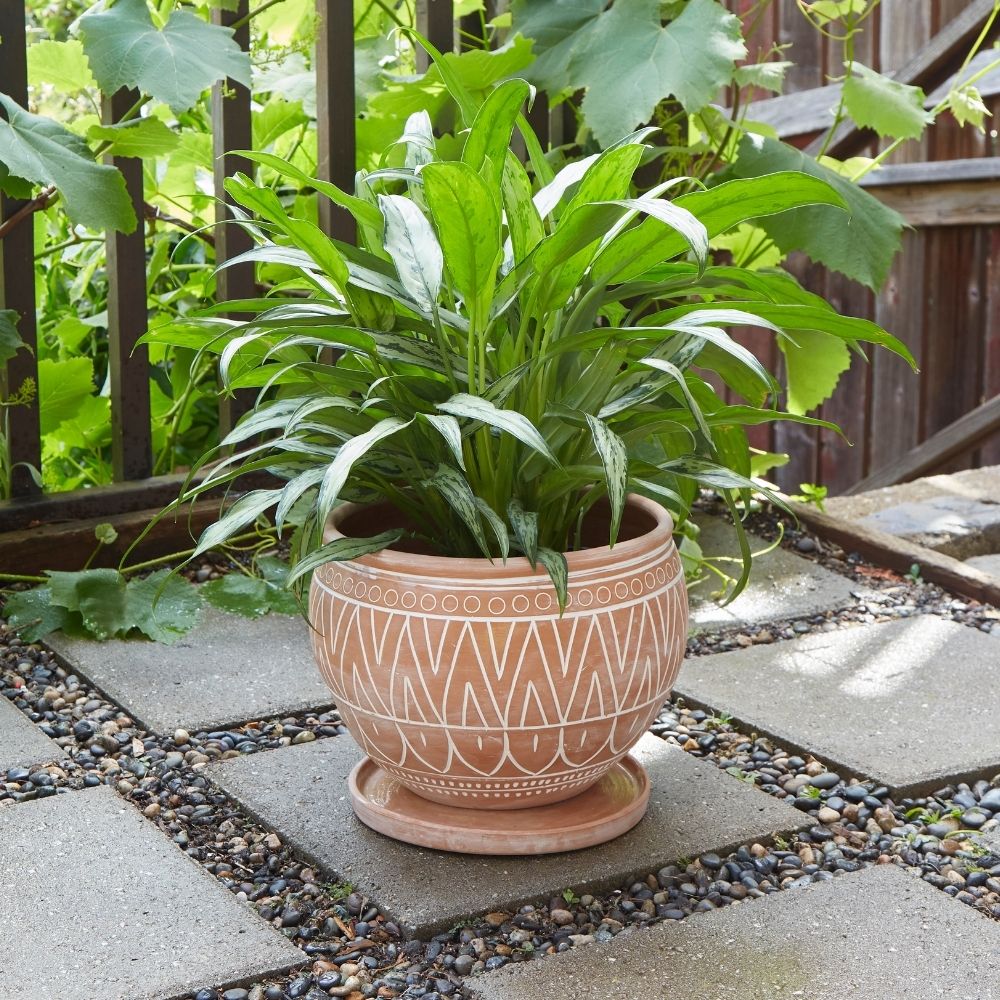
825;466;1000;558
688;517;855;631
208;733;808;936
0;693;65;772
966;553;1000;578
676;616;1000;796
0;785;303;1000
469;864;1000;1000
45;607;333;734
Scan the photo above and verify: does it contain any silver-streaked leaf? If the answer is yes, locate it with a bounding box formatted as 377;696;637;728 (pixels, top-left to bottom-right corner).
286;530;405;588
507;498;538;567
422;413;466;470
437;393;558;465
474;497;510;561
193;489;282;557
584;414;628;545
316;417;411;526
537;547;569;612
424;464;491;558
377;194;443;315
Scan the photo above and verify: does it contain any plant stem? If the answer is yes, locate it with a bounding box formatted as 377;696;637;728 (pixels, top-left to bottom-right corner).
232;0;286;31
0;573;47;584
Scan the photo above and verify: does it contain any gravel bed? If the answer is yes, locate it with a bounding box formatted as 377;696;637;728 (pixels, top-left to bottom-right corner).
3;511;1000;999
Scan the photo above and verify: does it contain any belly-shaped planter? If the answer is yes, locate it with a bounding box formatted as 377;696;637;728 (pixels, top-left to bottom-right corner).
309;494;688;854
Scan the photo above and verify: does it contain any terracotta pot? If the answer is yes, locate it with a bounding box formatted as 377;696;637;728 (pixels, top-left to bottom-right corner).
309;494;688;812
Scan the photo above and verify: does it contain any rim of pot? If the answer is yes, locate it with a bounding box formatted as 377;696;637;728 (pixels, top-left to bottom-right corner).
322;492;675;581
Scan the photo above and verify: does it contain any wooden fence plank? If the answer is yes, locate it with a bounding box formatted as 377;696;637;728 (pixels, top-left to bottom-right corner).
212;1;255;436
817;273;873;493
979;226;1000;466
416;0;454;71
0;0;41;498
868;230;925;475
104;89;153;482
316;0;356;243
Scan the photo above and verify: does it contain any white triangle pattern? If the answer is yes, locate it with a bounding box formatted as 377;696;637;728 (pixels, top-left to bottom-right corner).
310;547;688;803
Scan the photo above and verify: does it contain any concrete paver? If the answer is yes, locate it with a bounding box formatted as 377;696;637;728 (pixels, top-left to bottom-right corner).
0;694;65;772
469;865;1000;1000
208;734;809;936
45;608;333;734
676;616;1000;795
0;786;303;1000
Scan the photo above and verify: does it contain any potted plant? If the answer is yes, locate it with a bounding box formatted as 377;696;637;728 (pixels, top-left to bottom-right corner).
160;62;912;854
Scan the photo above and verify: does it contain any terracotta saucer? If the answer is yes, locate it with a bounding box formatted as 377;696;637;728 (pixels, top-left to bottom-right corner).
348;755;650;856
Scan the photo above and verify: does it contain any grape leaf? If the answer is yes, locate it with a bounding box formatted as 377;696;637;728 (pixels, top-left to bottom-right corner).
3;587;72;642
27;39;96;93
80;0;251;113
0;310;24;366
733;60;792;94
514;0;745;146
732;134;903;290
201;574;273;618
37;357;95;435
126;570;203;643
48;569;129;640
779;329;852;415
87;117;180;158
0;94;136;234
842;63;934;141
947;85;989;130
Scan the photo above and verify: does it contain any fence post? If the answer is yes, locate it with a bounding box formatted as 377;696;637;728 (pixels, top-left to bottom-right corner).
416;0;455;69
0;0;42;497
212;0;255;435
104;88;153;481
315;0;356;243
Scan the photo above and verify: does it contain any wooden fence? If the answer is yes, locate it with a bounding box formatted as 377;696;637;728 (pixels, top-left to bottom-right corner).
0;0;998;542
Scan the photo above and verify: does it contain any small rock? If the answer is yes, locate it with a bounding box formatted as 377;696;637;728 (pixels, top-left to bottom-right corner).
818;806;840;824
293;730;316;745
549;908;574;926
809;772;841;790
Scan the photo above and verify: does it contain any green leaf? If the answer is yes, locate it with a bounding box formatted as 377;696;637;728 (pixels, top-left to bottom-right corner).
463;79;532;189
378;194;443;314
94;523;118;545
27;39;96;93
87;117;180;158
507;498;538;566
37;357;95;435
599;172;846;283
842;64;934;141
422;161;502;311
423;413;466;470
193;489;282;557
0;94;136;234
0;310;24;365
286;529;405;587
584;414;628;545
733;135;904;290
577;0;745;144
516;0;744;147
780;329;852;415
48;569;129;640
126;570;203;643
733;60;792;94
437;393;558;465
80;0;251;113
201;574;272;618
253;98;309;149
946;85;989;130
537;547;569;612
3;587;71;642
317;417;411;524
425;464;492;558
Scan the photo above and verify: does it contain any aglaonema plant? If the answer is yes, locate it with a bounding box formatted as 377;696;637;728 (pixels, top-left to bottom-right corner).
149;45;915;608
